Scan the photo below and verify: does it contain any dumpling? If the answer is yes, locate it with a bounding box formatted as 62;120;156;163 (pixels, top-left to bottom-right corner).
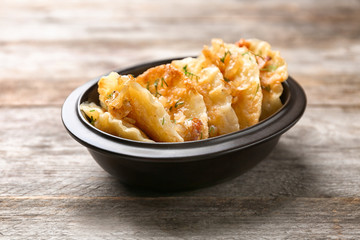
202;39;262;129
236;38;288;120
80;102;154;143
98;72;123;109
136;64;209;141
171;57;239;137
98;72;183;142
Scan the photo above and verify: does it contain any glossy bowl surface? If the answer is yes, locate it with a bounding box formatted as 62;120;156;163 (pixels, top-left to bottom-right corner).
62;57;306;191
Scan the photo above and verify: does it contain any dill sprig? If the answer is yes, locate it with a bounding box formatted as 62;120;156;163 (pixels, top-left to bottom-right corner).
261;65;278;72
160;77;168;87
154;79;161;97
183;65;199;81
208;126;214;135
220;50;231;63
174;99;184;108
252;84;260;101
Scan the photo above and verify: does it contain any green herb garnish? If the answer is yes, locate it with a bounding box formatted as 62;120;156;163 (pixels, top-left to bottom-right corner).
261;65;277;72
252;84;260;101
183;65;199;81
174;99;184;108
162;117;165;125
154;79;161;97
160;77;168;87
209;126;214;135
224;77;230;82
146;81;150;91
220;50;231;63
90;109;95;112
169;106;173;112
90;116;96;125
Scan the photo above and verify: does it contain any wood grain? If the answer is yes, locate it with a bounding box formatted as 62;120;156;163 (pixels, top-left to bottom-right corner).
1;197;359;239
1;0;360;239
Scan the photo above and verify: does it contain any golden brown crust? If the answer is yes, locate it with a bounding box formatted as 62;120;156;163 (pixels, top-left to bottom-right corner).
136;64;208;141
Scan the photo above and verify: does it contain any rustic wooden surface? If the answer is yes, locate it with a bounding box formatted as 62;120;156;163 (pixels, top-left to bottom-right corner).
1;0;360;239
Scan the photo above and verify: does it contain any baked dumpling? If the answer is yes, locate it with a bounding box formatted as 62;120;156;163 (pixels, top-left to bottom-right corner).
236;38;288;120
171;57;239;137
80;102;154;142
136;64;209;141
98;72;183;142
202;39;262;129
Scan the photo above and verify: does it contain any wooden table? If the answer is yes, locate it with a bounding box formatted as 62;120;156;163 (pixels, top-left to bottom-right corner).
1;0;359;239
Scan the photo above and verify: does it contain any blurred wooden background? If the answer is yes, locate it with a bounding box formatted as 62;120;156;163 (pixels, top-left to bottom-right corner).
1;0;360;239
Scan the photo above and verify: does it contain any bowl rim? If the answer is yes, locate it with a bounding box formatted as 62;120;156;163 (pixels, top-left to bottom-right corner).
61;57;306;162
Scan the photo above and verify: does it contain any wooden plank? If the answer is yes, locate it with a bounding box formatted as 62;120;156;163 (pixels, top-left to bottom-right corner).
0;106;359;198
0;197;359;239
1;0;360;238
1;73;360;107
0;0;358;45
1;0;359;107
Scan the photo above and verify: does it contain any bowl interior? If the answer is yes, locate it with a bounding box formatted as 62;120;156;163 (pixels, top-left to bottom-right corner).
78;58;291;144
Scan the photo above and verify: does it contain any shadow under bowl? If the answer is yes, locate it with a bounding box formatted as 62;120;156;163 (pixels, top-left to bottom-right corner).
61;57;307;191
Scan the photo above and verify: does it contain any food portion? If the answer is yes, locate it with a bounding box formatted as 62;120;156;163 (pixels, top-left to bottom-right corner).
97;72;183;142
80;102;154;142
136;64;208;141
236;39;288;120
81;38;288;142
171;57;240;137
202;39;262;129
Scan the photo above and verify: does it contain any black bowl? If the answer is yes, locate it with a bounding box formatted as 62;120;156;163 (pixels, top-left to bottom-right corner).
62;57;306;191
